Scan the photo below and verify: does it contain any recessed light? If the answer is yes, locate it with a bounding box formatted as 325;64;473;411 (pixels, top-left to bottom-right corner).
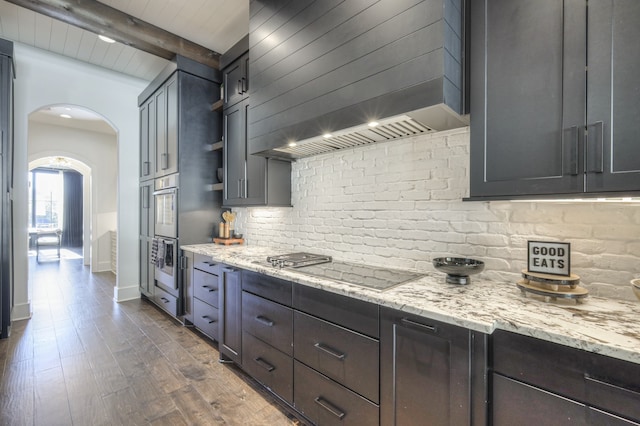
98;35;116;44
288;141;297;147
60;114;72;119
368;121;379;127
323;133;332;139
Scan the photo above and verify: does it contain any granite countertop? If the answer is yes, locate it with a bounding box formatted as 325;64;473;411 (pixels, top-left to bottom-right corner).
181;243;640;365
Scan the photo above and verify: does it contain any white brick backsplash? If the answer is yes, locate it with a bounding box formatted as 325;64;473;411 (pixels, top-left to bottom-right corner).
234;127;640;301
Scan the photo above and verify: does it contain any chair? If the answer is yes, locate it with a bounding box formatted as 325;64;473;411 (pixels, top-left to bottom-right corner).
36;229;62;263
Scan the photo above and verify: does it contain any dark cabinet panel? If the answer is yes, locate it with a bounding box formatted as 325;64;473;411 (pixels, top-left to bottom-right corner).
293;284;379;338
492;373;587;426
139;100;154;181
154;86;167;177
492;330;640;425
223;51;248;108
193;297;219;341
586;0;640;192
470;0;640;198
294;360;379;426
219;266;242;364
223;97;290;207
470;0;585;197
193;270;219;308
242;270;292;306
193;253;219;275
294;311;379;404
242;291;293;356
380;307;478;426
242;331;293;405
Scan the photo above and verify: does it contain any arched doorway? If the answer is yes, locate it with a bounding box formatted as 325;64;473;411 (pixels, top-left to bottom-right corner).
27;105;118;275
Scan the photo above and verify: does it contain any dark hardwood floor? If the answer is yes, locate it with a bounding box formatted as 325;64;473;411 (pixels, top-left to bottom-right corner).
0;249;302;425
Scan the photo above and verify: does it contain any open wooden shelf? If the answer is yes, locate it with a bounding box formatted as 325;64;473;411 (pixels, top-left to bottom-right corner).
211;140;223;151
211;99;223;112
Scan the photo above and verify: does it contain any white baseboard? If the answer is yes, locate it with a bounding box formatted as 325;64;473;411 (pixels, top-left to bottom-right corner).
113;284;140;302
11;301;32;321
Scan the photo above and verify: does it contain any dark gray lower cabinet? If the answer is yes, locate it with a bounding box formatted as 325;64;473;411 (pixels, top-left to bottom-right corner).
219;265;242;363
492;330;640;425
294;360;378;426
380;307;487;426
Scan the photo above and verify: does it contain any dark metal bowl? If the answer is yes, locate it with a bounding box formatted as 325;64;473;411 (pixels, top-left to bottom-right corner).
432;257;485;285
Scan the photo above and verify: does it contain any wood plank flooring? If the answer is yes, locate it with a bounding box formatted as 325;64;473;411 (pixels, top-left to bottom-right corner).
0;251;302;425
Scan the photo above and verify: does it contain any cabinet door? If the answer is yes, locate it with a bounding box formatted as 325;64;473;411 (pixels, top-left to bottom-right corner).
492;373;587;426
182;250;194;324
154;86;167;177
586;1;640;192
380;308;472;426
139;181;153;238
243;102;267;205
223;52;247;108
470;0;586;198
219;266;242;364
164;74;179;176
224;99;247;205
139;236;154;296
139;101;154;180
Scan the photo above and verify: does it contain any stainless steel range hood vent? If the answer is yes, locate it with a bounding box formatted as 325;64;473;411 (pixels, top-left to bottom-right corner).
273;115;435;158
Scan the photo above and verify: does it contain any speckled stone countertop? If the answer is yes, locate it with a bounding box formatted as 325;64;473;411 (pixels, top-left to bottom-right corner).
181;244;640;365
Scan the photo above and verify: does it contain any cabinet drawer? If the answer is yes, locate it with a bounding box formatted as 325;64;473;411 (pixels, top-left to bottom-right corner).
242;292;293;356
493;330;588;402
193;269;219;307
294;361;379;426
294;311;379;404
293;284;379;338
242;270;292;306
492;373;587;426
193;253;220;275
242;332;293;405
152;286;178;317
493;330;640;423
193;297;219;341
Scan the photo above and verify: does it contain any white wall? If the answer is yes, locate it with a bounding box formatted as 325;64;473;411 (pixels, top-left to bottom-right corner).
28;121;118;272
13;43;148;320
234;127;640;301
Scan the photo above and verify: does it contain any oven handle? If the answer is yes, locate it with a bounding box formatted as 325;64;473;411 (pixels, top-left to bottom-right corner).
152;187;177;196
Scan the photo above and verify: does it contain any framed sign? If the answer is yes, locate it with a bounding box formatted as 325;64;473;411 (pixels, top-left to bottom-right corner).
527;241;570;276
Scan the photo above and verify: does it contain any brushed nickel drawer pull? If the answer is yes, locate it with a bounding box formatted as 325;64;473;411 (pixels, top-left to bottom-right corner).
201;315;216;324
160;297;170;304
255;315;274;327
254;357;275;372
401;318;437;333
314;342;345;360
314;396;346;419
202;285;216;293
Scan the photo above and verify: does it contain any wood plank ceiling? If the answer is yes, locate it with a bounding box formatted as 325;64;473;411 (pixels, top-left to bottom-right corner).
0;0;249;81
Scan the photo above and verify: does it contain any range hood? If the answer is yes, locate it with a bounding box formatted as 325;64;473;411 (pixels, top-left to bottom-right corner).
262;105;469;160
247;0;470;161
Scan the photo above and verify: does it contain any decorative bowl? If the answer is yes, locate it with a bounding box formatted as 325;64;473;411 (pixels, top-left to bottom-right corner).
432;257;485;285
632;279;640;301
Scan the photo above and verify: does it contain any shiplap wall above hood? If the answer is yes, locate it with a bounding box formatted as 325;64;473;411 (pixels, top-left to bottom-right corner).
248;0;469;160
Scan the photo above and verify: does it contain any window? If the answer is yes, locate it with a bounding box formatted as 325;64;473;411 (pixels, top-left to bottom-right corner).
29;168;64;229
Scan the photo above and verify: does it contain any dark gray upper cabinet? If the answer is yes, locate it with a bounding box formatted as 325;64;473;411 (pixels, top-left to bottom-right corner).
248;0;468;158
223;51;249;109
470;0;640;199
222;52;291;207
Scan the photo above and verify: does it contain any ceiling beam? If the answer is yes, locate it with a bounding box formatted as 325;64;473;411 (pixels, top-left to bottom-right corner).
5;0;220;69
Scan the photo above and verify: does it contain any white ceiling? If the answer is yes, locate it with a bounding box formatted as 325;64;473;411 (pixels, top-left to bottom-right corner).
0;0;249;81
